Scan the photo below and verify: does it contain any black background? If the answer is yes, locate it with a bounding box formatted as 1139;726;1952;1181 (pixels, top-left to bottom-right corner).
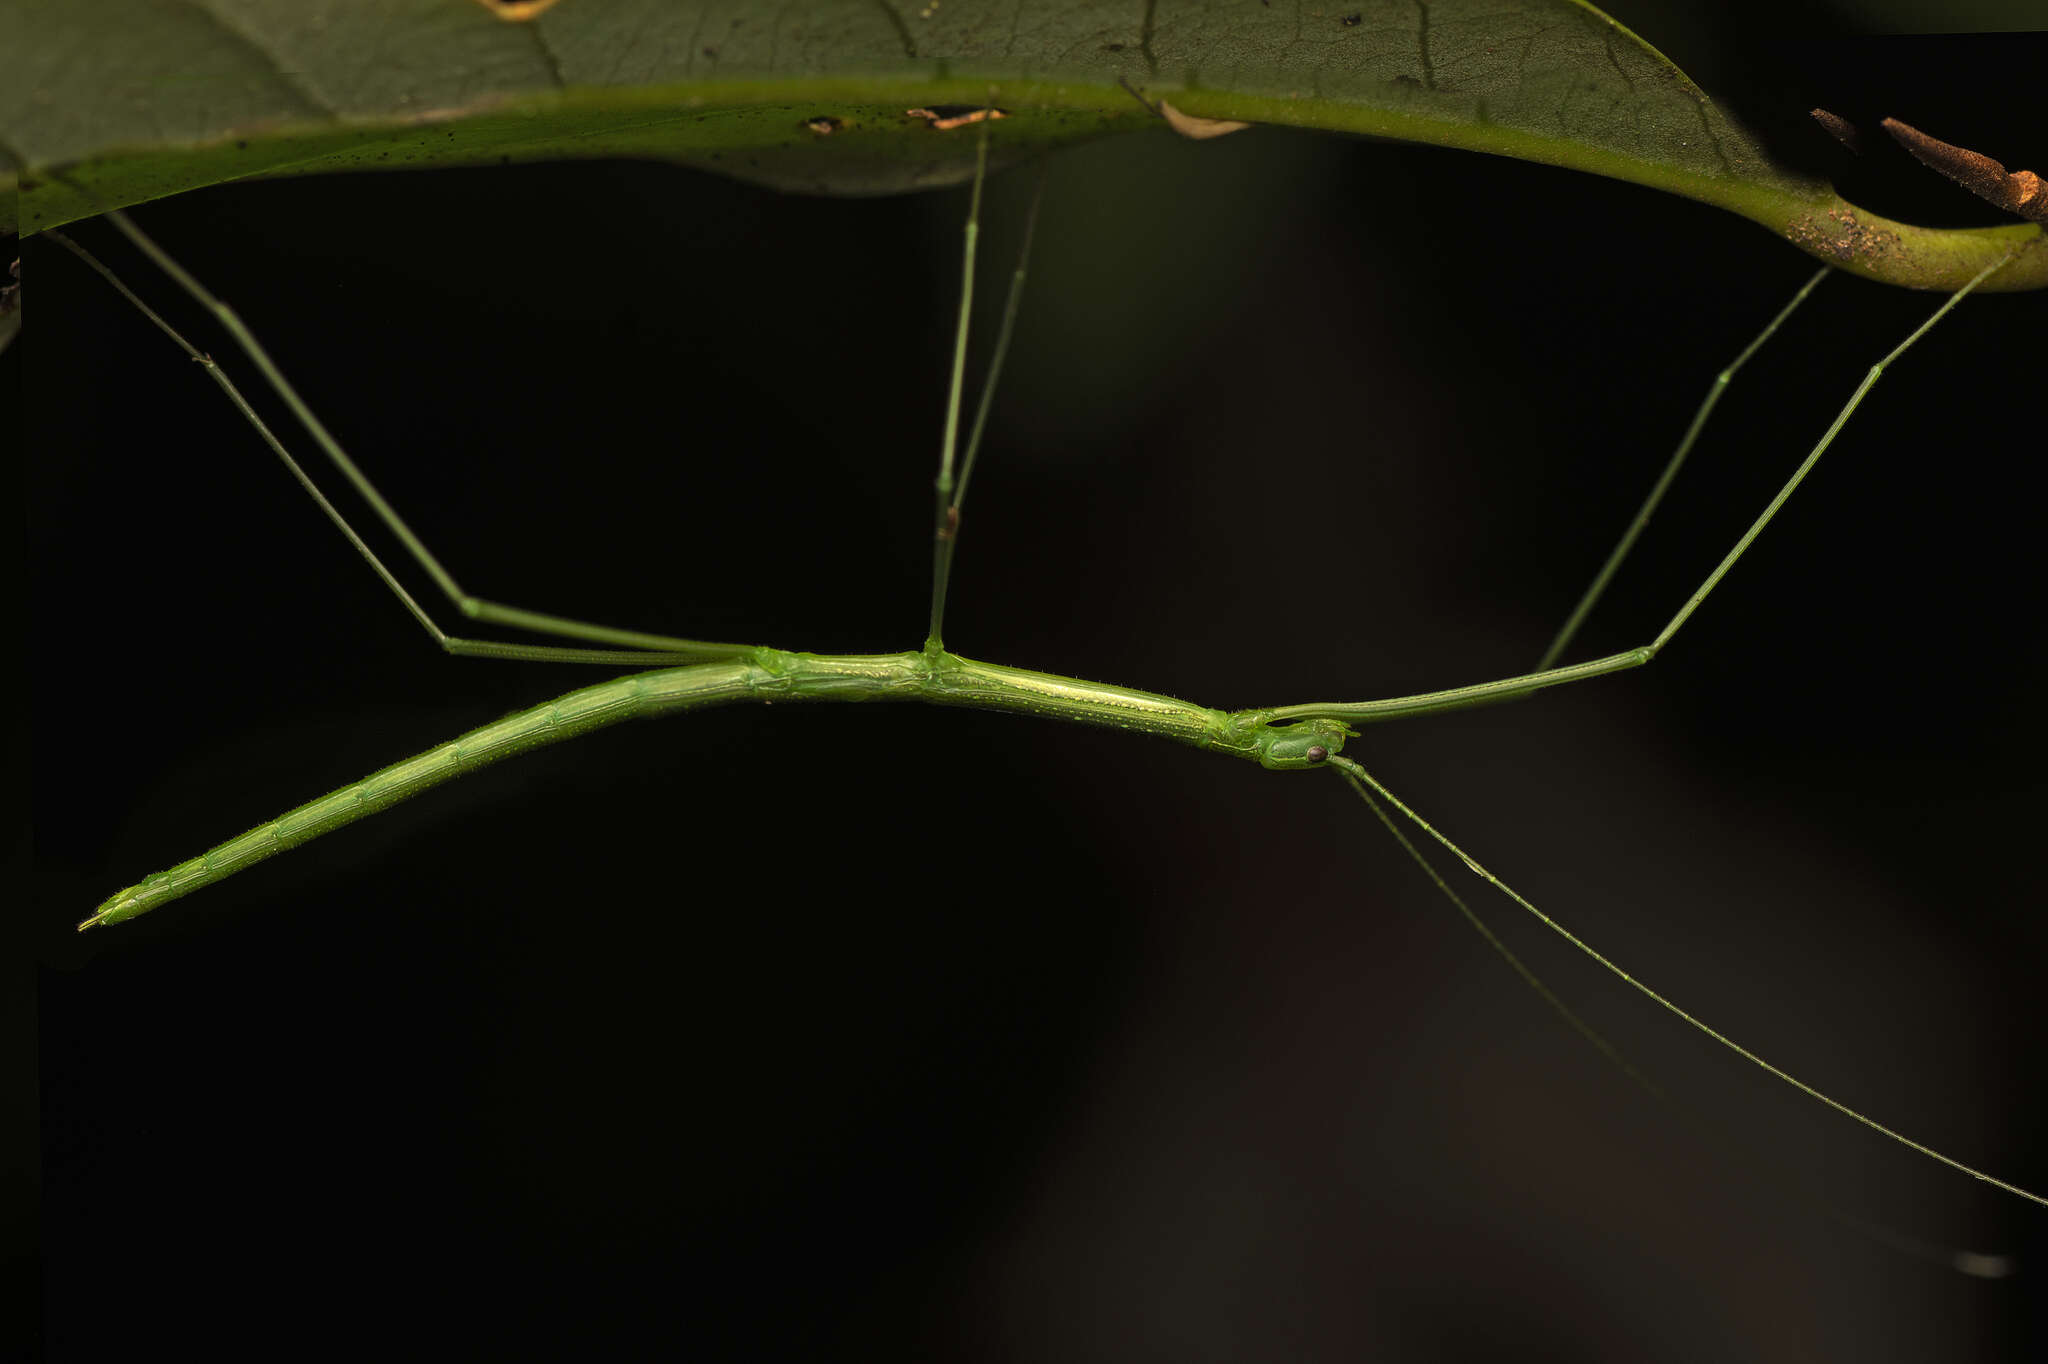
23;7;2048;1361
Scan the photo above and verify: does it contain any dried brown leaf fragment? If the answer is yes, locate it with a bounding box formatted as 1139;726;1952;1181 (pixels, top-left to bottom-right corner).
1158;101;1253;141
1883;118;2046;226
1810;108;1862;155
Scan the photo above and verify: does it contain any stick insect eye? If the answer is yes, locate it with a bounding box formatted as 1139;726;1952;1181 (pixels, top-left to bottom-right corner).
1305;745;1329;763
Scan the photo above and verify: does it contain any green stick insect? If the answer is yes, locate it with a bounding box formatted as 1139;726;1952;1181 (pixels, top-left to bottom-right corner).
31;81;2047;1364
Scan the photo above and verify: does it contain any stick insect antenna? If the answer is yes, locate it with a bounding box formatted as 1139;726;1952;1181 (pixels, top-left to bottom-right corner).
1343;764;2022;1272
1328;752;2048;1215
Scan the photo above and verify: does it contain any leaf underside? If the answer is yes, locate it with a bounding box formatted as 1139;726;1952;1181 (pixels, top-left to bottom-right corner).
4;0;2041;290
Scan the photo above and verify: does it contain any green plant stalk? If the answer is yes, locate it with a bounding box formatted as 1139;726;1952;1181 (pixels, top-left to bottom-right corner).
1152;88;2048;293
81;650;1354;930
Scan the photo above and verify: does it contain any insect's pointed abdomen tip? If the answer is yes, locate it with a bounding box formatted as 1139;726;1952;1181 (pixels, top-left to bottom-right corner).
78;896;126;932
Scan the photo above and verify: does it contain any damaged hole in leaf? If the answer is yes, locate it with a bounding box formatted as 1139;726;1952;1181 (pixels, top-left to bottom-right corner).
804;116;843;135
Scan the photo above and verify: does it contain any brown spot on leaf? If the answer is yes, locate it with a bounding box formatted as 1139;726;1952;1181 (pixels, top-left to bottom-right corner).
468;0;562;19
1784;203;1907;271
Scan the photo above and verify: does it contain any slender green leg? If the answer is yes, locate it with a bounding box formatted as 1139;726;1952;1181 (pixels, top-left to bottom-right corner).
1536;266;1831;670
923;102;1052;653
1329;752;2047;1213
950;162;1050;545
1269;249;2017;727
57;217;755;666
924;108;994;652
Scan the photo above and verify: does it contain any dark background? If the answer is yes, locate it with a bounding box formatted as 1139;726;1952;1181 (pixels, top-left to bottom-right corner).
23;6;2048;1361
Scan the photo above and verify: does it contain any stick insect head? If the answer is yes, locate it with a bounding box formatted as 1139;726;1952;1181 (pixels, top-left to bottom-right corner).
1256;717;1356;771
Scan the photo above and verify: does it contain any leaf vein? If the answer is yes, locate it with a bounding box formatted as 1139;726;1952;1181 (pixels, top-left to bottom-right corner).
870;0;919;60
175;0;335;123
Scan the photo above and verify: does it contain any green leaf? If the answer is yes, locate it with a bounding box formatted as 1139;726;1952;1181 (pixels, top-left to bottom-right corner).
4;0;2040;289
